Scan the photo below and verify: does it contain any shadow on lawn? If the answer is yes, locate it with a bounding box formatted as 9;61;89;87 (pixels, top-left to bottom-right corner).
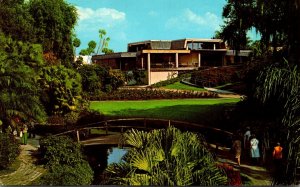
104;103;239;132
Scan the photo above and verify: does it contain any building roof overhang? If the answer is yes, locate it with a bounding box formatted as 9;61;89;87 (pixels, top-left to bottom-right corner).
141;49;190;54
92;52;137;60
173;38;224;43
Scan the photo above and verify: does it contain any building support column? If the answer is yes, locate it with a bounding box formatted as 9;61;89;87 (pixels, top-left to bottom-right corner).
198;53;201;67
147;53;151;85
175;53;179;68
141;57;144;69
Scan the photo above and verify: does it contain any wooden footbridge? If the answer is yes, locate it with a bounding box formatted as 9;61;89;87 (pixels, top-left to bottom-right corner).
53;118;233;147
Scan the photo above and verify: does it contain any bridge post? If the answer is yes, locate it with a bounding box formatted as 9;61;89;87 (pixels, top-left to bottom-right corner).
168;120;171;127
76;130;80;142
105;122;108;135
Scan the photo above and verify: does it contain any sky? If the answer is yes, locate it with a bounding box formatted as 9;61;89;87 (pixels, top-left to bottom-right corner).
67;0;257;53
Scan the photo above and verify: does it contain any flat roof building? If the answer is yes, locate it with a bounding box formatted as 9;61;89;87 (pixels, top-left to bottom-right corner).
92;38;251;85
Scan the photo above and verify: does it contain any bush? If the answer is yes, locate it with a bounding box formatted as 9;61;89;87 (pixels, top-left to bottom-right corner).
0;133;20;169
191;66;244;87
40;163;93;185
39;136;93;185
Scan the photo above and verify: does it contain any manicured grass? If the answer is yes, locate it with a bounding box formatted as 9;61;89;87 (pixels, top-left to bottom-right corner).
163;81;206;91
90;98;240;130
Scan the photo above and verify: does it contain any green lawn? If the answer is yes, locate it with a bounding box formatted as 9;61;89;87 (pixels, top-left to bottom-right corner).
162;82;206;91
90;98;240;130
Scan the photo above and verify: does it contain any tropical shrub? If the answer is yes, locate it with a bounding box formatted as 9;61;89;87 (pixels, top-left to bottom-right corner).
39;136;93;185
102;126;227;185
87;88;218;101
255;61;300;185
104;69;126;92
39;65;83;115
0;33;46;125
0;133;20;169
77;64;106;94
39;163;93;185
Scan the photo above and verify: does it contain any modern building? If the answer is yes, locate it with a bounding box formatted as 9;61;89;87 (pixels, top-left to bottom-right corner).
92;38;251;85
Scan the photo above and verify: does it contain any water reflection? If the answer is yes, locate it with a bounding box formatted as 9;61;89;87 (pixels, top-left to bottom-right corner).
107;147;128;164
83;145;128;184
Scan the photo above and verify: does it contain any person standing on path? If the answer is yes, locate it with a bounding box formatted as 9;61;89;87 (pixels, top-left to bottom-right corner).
244;127;251;158
232;135;242;166
272;142;283;182
22;125;28;145
250;134;260;165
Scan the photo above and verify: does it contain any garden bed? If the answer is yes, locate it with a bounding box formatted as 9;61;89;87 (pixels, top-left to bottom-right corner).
87;88;217;101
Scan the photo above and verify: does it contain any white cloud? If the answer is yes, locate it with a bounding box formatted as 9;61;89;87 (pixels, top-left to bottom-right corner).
76;6;126;29
166;8;221;31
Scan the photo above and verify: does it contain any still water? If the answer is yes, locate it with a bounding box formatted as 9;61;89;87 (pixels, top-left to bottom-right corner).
83;145;128;184
107;147;127;164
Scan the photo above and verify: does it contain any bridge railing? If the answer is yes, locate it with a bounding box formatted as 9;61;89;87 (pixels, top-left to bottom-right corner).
53;118;234;147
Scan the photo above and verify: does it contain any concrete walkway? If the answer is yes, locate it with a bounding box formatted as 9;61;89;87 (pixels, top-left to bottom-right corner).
0;136;45;185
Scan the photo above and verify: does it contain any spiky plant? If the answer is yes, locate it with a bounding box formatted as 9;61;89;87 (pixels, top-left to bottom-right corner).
103;126;227;186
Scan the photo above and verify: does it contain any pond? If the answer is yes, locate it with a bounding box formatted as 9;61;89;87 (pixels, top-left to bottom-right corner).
107;147;128;164
83;145;128;185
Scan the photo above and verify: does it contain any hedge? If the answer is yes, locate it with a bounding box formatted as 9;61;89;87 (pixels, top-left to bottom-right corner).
0;133;20;169
87;88;218;101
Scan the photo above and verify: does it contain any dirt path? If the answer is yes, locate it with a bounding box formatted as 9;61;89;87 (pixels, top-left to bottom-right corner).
0;137;45;185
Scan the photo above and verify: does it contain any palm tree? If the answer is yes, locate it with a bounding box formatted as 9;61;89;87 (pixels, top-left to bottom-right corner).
103;126;227;186
256;60;300;185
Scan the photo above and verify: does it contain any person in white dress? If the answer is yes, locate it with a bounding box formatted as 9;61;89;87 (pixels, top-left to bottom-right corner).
250;134;260;165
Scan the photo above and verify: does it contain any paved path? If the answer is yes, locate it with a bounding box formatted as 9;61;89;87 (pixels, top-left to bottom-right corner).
210;144;272;185
0;136;45;185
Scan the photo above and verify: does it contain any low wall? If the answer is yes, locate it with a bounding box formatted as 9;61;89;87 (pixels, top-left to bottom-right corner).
150;71;178;84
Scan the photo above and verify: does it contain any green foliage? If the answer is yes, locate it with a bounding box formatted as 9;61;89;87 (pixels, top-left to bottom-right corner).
256;61;300;184
39;136;82;166
105;69;125;92
39;65;83;115
0;1;35;42
96;29;113;54
77;64;107;94
72;37;81;48
80;40;97;56
40;163;93;185
0;33;46;123
190;66;243;87
0;133;20;169
220;0;300;64
103;127;227;185
39;135;93;185
28;0;78;66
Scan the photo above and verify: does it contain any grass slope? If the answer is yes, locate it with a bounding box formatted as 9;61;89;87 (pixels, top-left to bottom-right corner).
162;82;206;91
90;98;240;130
